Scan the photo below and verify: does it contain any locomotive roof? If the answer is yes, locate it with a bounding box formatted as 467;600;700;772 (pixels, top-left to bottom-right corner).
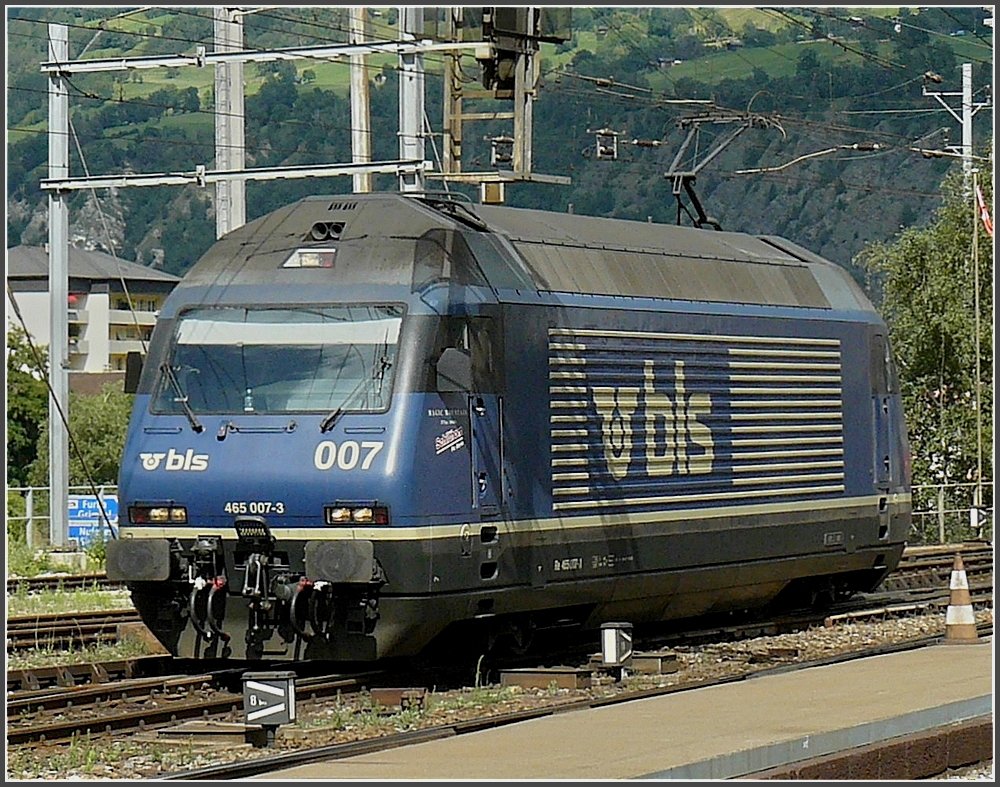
179;193;872;312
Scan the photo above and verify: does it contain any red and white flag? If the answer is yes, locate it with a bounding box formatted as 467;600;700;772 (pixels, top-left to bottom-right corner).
975;184;993;238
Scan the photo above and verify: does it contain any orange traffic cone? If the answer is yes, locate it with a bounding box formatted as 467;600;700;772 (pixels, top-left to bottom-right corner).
942;554;979;644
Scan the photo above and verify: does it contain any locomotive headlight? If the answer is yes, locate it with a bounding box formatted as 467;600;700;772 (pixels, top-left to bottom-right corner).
324;504;389;526
326;507;353;524
129;504;187;524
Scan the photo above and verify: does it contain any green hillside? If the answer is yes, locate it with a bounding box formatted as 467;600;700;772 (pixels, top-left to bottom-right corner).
6;6;993;280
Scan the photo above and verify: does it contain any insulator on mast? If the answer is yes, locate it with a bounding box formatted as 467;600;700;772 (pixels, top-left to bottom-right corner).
490;135;514;166
594;128;618;160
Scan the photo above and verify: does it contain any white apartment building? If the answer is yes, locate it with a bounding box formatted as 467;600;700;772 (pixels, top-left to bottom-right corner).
6;245;180;374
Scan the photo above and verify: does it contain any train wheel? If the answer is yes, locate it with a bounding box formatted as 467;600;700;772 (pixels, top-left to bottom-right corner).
505;620;535;656
809;580;837;609
487;619;536;658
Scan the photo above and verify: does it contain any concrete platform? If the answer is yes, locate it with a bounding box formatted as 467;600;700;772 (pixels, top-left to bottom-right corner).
257;640;994;780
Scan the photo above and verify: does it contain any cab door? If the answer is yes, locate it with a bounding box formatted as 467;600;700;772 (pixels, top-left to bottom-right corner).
871;334;891;487
470;394;503;515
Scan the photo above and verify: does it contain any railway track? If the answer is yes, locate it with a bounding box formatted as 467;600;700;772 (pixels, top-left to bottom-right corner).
880;542;993;597
7;670;385;746
9;611;991;778
5;542;991;751
7;572;122;594
7;578;990;749
6;655;173;692
6;609;141;652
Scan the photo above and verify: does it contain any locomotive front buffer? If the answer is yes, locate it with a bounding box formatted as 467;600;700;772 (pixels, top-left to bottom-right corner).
110;518;387;661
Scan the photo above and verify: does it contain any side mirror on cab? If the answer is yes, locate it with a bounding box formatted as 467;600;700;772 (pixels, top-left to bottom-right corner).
124;351;144;394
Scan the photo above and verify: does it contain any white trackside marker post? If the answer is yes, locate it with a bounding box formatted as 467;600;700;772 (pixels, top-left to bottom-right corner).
601;622;633;681
942;554;979;644
243;671;296;746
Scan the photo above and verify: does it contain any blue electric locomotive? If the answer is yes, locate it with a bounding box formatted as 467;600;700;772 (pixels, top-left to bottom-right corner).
108;193;911;661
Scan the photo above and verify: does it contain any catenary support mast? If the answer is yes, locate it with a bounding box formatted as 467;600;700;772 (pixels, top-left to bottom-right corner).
47;23;70;547
214;7;246;238
398;7;425;193
350;8;373;193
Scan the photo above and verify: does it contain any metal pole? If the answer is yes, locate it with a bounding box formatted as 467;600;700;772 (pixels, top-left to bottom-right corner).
937;486;946;544
43;40;483;74
48;23;70;549
524;47;539;174
512;48;528;173
442;8;463;174
921;62;988;191
349;8;372;193
26;488;35;549
512;6;541;175
214;7;246;238
512;8;538;176
961;62;973;188
971;170;982;513
398;6;424;193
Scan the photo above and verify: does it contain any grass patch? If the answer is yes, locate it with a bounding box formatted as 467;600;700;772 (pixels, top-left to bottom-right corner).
7;733;128;778
428;684;519;711
292;686;520;735
6;541;54;577
6;733;210;780
646;40;839;88
7;587;134;617
294;700;358;730
87;50;406;107
291;698;422;734
6;637;151;671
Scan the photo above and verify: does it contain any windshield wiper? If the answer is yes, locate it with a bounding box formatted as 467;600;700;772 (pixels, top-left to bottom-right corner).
319;356;393;433
160;363;204;433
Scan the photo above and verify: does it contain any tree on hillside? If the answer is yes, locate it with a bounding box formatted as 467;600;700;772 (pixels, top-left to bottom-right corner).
858;163;993;513
6;326;48;487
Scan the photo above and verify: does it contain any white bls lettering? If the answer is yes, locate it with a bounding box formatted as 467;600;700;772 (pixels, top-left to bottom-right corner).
139;448;209;471
592;361;714;481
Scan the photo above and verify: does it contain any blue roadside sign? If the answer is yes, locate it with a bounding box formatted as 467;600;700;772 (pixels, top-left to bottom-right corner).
67;494;119;546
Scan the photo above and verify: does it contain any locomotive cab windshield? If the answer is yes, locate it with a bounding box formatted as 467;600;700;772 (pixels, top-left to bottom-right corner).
151;304;404;418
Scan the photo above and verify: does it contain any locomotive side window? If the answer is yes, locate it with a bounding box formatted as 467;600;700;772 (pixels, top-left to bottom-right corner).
885;339;900;394
435;316;501;393
870;334;897;394
151;304;404;415
469;318;499;390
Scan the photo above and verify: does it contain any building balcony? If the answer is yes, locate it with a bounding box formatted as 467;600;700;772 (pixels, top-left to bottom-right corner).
67;308;88;324
109;309;158;326
68;338;89;355
109;339;147;354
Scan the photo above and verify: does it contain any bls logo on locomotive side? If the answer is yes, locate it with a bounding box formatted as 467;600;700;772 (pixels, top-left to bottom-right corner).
139;448;209;471
593;359;714;480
